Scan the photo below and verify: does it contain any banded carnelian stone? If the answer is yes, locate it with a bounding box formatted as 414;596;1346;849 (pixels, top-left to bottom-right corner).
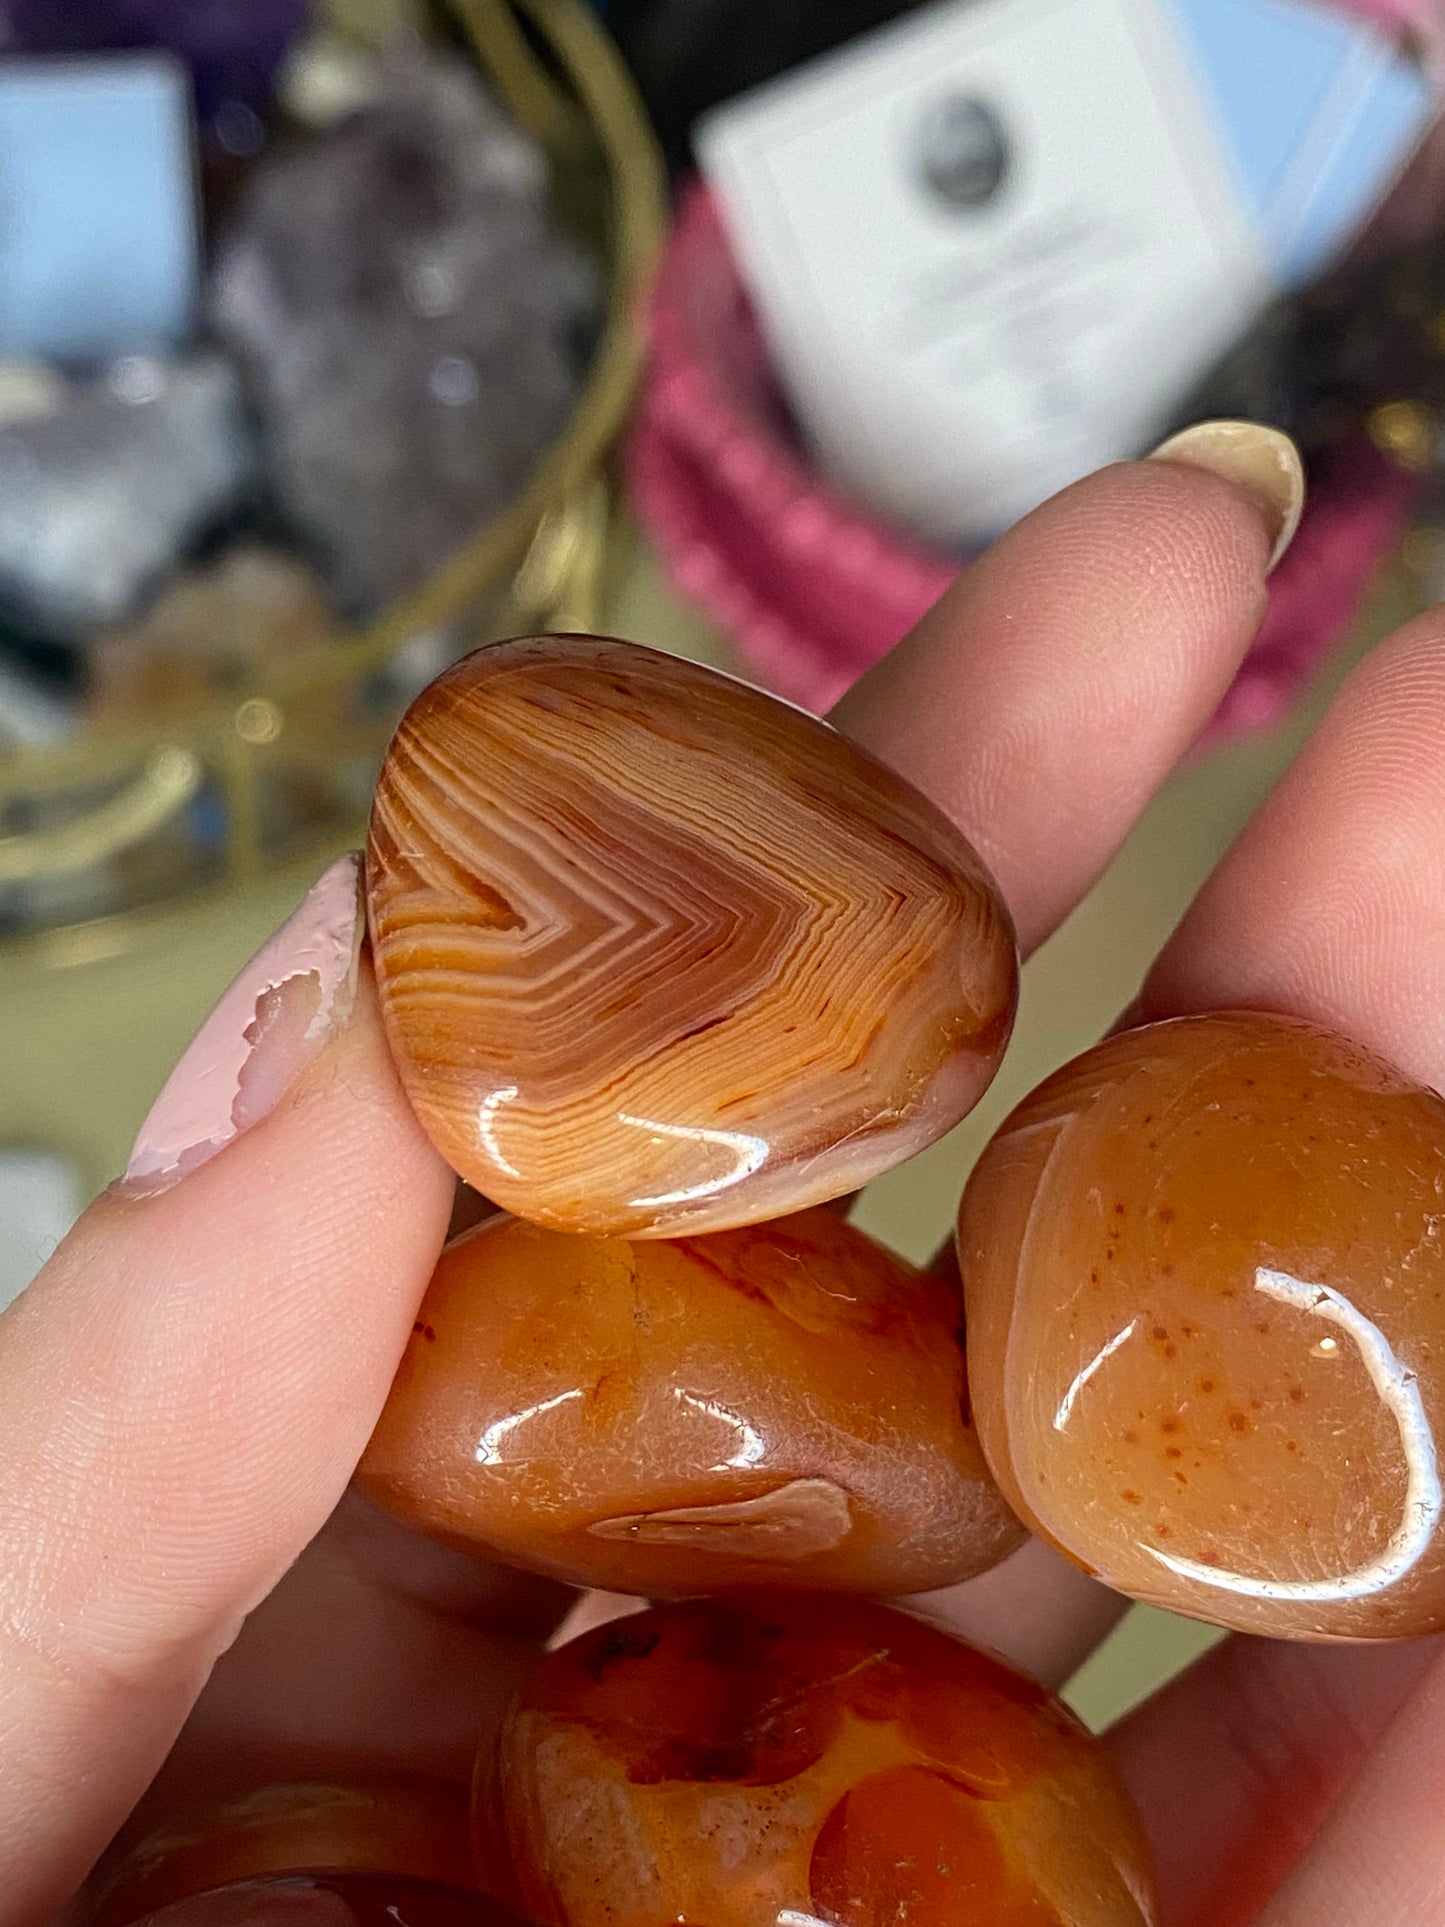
960;1011;1445;1640
359;1208;1022;1596
366;635;1016;1237
476;1595;1155;1927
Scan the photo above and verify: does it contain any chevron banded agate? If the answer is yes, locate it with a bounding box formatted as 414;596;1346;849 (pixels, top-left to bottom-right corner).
366;635;1017;1237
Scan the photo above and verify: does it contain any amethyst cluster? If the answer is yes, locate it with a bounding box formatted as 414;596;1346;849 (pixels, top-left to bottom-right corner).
211;48;598;615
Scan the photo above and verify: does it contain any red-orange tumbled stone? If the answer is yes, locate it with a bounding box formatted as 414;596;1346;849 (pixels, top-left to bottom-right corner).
366;634;1016;1238
960;1010;1445;1640
92;1783;477;1927
475;1594;1156;1927
127;1875;516;1927
358;1208;1021;1595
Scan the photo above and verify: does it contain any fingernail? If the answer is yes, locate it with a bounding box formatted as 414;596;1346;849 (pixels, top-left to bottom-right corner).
1148;420;1305;573
120;852;364;1194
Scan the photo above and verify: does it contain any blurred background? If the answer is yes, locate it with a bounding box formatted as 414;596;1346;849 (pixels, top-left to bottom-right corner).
0;0;1442;1724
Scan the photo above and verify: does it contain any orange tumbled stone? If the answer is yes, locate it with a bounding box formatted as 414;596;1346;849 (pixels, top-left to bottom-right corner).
475;1594;1156;1927
960;1010;1445;1640
358;1207;1022;1596
92;1782;478;1927
366;635;1016;1237
126;1876;516;1927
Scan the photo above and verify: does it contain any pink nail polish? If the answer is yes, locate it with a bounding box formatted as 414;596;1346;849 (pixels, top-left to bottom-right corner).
120;852;364;1194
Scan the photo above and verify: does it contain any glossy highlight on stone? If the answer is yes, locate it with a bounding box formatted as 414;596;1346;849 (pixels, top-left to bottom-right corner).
358;1207;1022;1596
91;1782;477;1927
366;635;1016;1237
959;1010;1445;1640
475;1594;1156;1927
128;1876;517;1927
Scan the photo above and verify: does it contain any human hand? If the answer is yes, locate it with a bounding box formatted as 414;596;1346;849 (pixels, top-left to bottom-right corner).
3;421;1437;1927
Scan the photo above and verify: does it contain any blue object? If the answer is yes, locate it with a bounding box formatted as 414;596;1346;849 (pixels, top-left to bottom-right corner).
1169;0;1435;286
0;55;199;362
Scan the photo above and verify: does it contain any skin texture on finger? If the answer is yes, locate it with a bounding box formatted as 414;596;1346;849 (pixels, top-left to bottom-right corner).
113;1492;572;1858
0;969;454;1927
1107;615;1445;1921
831;458;1273;955
1111;1636;1439;1927
1249;1657;1445;1927
1139;610;1445;1086
832;456;1277;1679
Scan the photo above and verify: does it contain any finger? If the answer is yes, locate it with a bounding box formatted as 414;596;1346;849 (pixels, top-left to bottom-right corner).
1251;1652;1445;1927
116;1491;568;1852
831;424;1300;955
904;1538;1128;1686
1107;614;1445;1922
1139;609;1445;1085
0;855;455;1927
1110;1634;1439;1927
831;426;1301;1679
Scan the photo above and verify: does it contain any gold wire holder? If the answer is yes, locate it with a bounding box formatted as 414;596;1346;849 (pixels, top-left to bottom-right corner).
0;0;665;913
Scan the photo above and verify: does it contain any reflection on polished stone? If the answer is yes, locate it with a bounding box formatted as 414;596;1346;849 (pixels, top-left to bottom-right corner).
961;1010;1445;1640
360;1207;1022;1596
93;1782;483;1927
367;635;1017;1236
131;1876;523;1927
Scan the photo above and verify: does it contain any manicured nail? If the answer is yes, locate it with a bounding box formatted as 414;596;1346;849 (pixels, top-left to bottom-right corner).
121;853;364;1194
1148;420;1305;573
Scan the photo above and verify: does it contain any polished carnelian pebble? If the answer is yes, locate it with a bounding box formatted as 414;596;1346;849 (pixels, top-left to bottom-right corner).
129;1880;527;1927
91;1784;478;1927
128;1876;518;1927
475;1594;1156;1927
366;635;1016;1238
358;1209;1021;1596
960;1010;1445;1640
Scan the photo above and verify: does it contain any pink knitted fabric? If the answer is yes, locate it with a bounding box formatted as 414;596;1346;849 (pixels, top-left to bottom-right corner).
628;4;1436;735
1339;0;1437;31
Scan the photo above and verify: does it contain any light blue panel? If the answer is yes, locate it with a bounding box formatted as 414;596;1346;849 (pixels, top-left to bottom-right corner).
1167;0;1353;226
0;56;198;362
1277;56;1435;280
1166;0;1432;287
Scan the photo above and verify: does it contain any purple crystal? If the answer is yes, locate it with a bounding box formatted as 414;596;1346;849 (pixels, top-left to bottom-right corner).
1;0;309;119
212;47;598;615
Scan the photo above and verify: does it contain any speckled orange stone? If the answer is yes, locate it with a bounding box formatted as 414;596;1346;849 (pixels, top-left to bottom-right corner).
960;1010;1445;1640
475;1594;1156;1927
358;1208;1022;1596
366;635;1016;1238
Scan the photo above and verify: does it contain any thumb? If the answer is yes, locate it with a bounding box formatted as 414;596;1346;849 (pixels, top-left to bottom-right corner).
0;854;454;1927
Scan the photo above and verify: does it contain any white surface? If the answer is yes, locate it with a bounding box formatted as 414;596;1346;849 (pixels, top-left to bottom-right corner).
0;1147;81;1309
699;0;1271;545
